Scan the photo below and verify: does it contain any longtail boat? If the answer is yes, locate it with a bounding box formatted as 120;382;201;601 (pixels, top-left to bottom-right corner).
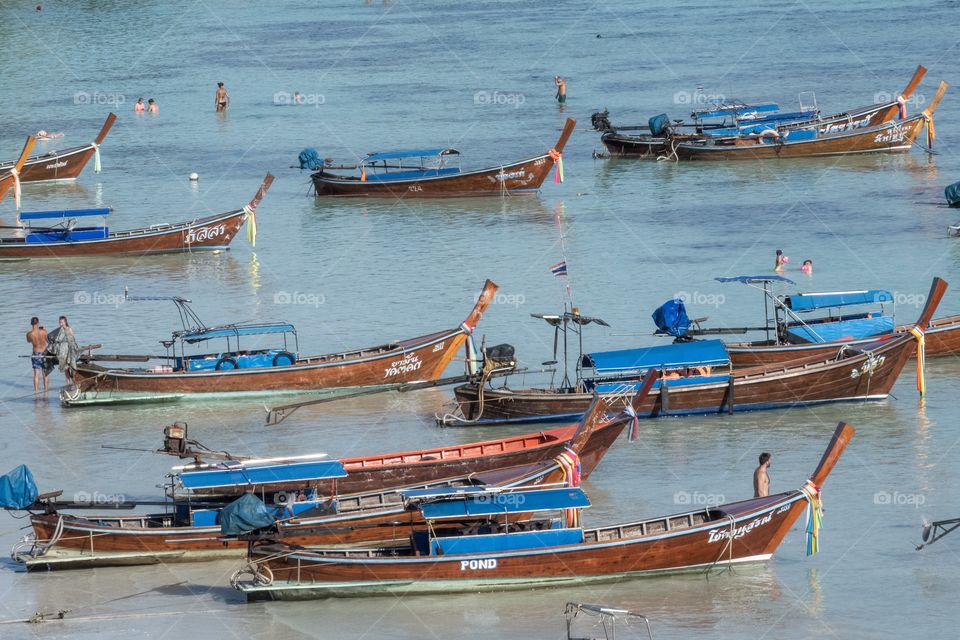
670;276;960;366
0;174;273;261
8;398;628;570
445;280;943;425
0;137;37;206
671;80;947;161
0;113;116;182
595;66;927;158
308;119;575;197
231;422;853;600
65;280;498;405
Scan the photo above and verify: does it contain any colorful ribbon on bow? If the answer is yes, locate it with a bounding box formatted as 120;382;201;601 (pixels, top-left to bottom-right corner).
548;148;564;183
243;204;257;246
555;447;582;527
92;142;101;173
909;325;926;395
896;95;907;120
11;167;21;210
799;481;823;556
360;166;367;182
923;112;935;149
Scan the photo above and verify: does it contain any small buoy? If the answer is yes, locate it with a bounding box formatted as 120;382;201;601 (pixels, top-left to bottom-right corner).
189;172;199;181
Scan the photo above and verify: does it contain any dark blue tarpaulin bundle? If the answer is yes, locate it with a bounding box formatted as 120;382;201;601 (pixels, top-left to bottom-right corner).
648;114;670;136
946;181;960;208
652;299;691;338
0;465;39;509
219;493;277;536
298;148;324;170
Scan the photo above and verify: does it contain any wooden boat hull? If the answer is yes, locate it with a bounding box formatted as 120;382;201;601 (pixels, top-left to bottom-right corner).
727;315;960;367
21;459;579;570
0;113;117;182
312;119;575;198
236;422;853;600
239;491;807;599
69;280;496;400
452;334;916;423
674;112;928;161
0;173;273;260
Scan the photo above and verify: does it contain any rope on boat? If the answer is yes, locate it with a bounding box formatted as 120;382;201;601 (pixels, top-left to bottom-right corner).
11;515;63;562
230;559;275;589
704;514;736;578
656;138;679;163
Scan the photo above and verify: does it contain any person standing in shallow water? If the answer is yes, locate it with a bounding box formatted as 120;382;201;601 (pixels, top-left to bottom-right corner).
754;452;771;497
774;249;788;272
26;317;48;393
554;76;567;106
215;82;229;112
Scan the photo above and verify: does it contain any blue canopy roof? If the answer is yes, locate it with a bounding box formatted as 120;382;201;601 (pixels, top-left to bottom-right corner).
419;487;590;520
178;458;347;490
19;208;111;220
693;102;779;119
716;275;796;285
178;322;296;343
584;339;730;376
363;148;459;162
786;290;893;312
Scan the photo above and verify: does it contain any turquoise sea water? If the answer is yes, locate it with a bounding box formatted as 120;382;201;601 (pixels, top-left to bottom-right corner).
0;1;958;638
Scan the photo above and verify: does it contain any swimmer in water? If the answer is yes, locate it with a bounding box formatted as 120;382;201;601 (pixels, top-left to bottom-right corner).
134;97;145;113
774;249;789;272
147;98;159;114
801;259;813;274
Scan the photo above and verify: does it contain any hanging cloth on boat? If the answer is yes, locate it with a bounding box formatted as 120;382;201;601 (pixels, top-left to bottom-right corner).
923;111;936;149
243;204;257;246
0;464;39;509
219;493;277;536
92;142;101;173
11;167;21;210
548;149;564;183
896;95;907;120
908;326;926;395
624;404;640;441
799;481;823;556
555;447;581;487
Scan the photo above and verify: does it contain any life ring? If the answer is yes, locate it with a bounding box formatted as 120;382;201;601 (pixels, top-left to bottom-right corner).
272;351;296;367
215;357;238;371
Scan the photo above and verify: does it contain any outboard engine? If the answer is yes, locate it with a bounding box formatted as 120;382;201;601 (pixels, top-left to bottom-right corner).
483;343;517;372
590;110;612;132
162;422;189;457
648;113;671;136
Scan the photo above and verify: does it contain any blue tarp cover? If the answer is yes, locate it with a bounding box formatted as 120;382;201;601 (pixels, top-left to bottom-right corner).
584;339;730;376
787;290;892;311
945;180;960;207
19;208;111;220
363;167;461;181
648;114;670;136
716;275;796;285
179;459;347;490
786;316;895;344
594;374;731;394
179;323;295;343
364;148;458;162
420;488;590;520
431;527;584;555
219;493;277;536
0;465;38;509
652;299;691;338
298;148;324;170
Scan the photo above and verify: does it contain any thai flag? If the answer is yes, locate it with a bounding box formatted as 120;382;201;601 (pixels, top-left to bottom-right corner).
550;261;568;277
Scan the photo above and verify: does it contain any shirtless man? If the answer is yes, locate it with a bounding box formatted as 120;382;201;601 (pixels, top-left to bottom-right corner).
554;76;567;105
215;82;229;112
754;452;771;497
26;317;48;393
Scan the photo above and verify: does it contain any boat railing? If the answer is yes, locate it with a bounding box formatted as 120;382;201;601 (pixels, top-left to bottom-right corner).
582;507;714;543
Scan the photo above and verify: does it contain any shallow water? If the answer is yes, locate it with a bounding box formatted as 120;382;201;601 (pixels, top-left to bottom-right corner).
0;1;958;638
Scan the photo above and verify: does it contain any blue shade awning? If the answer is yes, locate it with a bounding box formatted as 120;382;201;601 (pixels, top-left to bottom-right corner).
715;275;796;285
786;290;893;312
178;323;296;343
786;316;895;344
363;148;459;162
693;102;779;119
19;208;111;220
419;487;590;520
584;339;730;376
179;459;347;490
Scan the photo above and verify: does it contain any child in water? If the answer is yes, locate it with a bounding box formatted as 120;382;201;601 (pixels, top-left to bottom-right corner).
134;97;145;113
774;249;789;272
147;98;159;114
801;259;813;274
